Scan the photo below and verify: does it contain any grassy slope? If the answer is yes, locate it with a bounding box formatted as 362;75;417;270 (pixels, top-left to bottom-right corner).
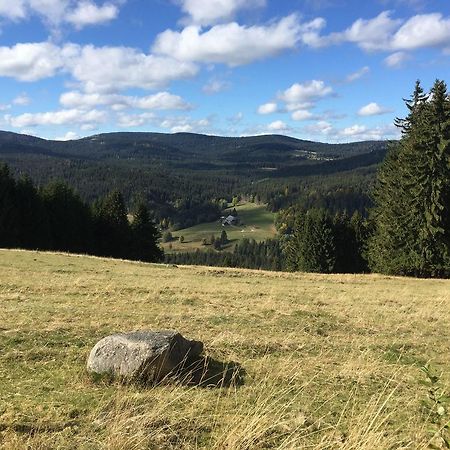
162;202;277;254
1;249;450;449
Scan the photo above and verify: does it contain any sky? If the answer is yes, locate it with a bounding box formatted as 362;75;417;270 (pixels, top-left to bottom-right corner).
0;0;449;142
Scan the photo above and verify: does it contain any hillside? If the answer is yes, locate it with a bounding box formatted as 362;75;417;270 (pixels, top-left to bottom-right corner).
162;202;277;253
1;249;449;449
0;130;388;200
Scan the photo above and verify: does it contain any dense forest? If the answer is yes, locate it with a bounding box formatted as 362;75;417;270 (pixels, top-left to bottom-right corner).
0;164;162;263
0;131;387;229
1;80;449;277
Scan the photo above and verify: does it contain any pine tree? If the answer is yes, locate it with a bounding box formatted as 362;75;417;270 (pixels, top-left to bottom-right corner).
93;190;130;258
287;209;336;273
369;80;450;277
131;202;163;262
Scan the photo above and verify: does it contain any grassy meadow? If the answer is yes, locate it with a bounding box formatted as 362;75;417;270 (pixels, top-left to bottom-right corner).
1;249;450;449
161;202;277;253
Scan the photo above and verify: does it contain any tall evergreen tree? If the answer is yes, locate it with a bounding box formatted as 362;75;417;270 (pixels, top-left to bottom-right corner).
287;209;336;273
369;80;450;277
93;190;130;258
130;202;163;262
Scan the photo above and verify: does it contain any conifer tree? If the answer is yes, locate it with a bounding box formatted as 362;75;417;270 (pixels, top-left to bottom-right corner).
287;209;336;273
130;202;163;262
369;80;450;277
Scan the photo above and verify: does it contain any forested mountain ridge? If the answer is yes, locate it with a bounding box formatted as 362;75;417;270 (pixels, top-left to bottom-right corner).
0;130;390;227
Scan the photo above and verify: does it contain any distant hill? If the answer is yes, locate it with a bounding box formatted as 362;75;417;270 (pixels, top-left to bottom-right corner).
0;130;391;223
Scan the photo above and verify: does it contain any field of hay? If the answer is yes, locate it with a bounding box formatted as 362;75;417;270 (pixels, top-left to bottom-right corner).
1;249;449;449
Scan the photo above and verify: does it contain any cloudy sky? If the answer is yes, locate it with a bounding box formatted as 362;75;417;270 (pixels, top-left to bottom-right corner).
0;0;449;142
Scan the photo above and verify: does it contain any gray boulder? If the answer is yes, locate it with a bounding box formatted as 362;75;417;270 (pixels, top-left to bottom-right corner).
87;330;203;383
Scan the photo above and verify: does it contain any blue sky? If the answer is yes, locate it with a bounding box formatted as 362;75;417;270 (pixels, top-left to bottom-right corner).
0;0;449;142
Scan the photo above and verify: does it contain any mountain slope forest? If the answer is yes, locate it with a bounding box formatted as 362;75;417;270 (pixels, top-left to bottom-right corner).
0;131;388;228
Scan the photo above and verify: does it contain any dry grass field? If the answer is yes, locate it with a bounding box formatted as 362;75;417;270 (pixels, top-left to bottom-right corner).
1;249;450;449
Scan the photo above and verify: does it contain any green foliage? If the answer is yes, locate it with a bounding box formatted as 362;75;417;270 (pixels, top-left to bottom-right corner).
0;164;163;263
284;208;368;274
369;80;450;277
286;209;336;273
130;202;163;262
420;364;450;448
166;238;285;271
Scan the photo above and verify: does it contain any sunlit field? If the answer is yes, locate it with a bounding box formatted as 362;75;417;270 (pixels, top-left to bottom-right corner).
1;249;449;449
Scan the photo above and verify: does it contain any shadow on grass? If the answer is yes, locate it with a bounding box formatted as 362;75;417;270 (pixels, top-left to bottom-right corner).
177;355;246;388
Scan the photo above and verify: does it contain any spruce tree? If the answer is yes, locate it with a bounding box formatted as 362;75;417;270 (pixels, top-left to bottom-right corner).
287;209;336;273
369;80;450;277
131;202;163;262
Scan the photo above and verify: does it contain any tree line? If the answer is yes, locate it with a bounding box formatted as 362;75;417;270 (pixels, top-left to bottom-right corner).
0;164;163;262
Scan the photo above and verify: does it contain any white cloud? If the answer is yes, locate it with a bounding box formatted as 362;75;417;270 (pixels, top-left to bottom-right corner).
178;0;266;26
278;80;333;107
358;102;392;116
116;112;155;128
60;90;192;110
257;102;278;115
67;45;199;92
267;120;289;132
0;0;27;20
338;123;400;140
302;11;450;53
391;13;450;50
0;42;199;92
346;66;369;82
55;130;79;140
202;79;231;94
13;93;31;105
153;14;303;66
6;108;107;127
158;116;211;133
384;51;410;67
0;42;77;81
65;1;118;29
305;120;334;136
341;124;367;136
0;0;120;30
291;110;314;121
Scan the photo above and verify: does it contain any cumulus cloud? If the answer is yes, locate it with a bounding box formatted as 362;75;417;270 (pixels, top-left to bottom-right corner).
0;42;77;81
158;116;211;133
278;80;333;108
5;108;107;127
305;120;334;136
358;102;392;116
55;130;80;140
346;66;369;82
67;45;199;92
302;11;450;54
65;1;118;29
0;41;199;93
257;102;278;115
116;112;155;128
0;0;120;30
13;93;31;106
177;0;266;26
153;14;303;66
338;123;400;140
60;91;192;110
291;110;315;121
267;120;290;132
384;51;410;67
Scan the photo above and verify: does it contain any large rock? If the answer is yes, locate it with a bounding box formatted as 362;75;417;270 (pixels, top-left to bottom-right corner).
87;330;203;383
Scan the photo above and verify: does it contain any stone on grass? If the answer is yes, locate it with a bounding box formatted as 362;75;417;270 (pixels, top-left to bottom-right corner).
87;330;203;384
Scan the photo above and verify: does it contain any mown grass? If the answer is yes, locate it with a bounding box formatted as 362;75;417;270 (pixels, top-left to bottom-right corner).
1;249;449;449
161;202;276;253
